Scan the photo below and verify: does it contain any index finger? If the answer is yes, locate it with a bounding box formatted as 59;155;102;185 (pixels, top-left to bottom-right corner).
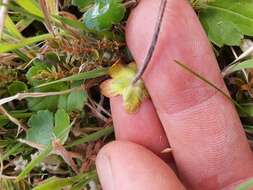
126;0;253;189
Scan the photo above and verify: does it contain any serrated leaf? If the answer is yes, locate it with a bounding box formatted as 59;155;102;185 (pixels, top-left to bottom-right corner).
26;109;71;146
27;110;54;145
83;0;126;31
199;0;253;47
100;61;148;113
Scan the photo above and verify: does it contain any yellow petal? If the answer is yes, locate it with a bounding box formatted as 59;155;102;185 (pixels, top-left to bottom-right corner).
108;60;125;78
100;79;118;97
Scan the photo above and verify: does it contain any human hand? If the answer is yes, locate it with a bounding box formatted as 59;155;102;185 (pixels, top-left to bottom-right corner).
96;0;253;189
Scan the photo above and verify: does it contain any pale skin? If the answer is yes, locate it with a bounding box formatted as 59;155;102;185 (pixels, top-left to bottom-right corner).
96;0;253;189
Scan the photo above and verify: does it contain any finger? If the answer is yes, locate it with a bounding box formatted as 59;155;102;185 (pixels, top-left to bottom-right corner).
126;0;253;189
110;97;170;161
96;141;185;190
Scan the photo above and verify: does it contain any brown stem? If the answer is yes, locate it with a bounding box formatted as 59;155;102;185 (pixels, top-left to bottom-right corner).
132;0;167;84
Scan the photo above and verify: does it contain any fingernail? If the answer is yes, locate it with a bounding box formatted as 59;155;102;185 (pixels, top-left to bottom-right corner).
96;153;114;190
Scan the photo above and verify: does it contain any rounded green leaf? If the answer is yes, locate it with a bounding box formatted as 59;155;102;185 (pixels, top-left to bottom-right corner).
83;0;126;31
54;109;70;144
27;110;54;145
8;81;28;95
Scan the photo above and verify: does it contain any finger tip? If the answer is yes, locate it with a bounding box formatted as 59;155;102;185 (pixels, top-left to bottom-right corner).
96;141;185;190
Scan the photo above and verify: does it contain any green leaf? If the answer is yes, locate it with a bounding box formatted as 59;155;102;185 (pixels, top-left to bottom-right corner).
67;126;113;147
0;112;32;128
26;62;69;111
8;81;28;95
83;0;126;31
57;86;87;113
15;0;44;18
26;109;71;145
33;177;75;190
227;59;253;74
27;96;60;112
72;0;94;9
54;109;70;144
199;0;253;46
57;95;68;110
19;109;71;180
32;171;97;190
0;34;52;53
17;145;52;180
67;90;87;112
54;15;88;31
5;16;23;39
27;110;54;145
26;60;51;86
36;67;108;88
238;103;253;117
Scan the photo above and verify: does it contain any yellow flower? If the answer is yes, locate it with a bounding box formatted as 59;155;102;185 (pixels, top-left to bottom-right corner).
100;60;149;113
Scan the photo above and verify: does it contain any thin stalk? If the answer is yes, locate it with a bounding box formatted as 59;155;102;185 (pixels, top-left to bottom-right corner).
132;0;167;84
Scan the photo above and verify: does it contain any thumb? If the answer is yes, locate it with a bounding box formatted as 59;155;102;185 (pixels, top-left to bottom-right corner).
96;141;185;190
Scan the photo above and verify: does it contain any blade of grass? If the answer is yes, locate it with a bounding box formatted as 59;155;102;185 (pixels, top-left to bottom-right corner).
15;0;43;18
16;18;34;32
5;15;23;39
39;0;54;35
66;126;113;148
175;60;247;114
223;59;253;76
0;112;32;121
45;0;58;16
32;170;97;190
12;49;30;62
17;145;52;180
36;67;108;88
2;143;23;161
0;33;52;53
236;178;253;190
237;103;253;117
54;15;88;32
33;176;77;190
8;2;43;22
